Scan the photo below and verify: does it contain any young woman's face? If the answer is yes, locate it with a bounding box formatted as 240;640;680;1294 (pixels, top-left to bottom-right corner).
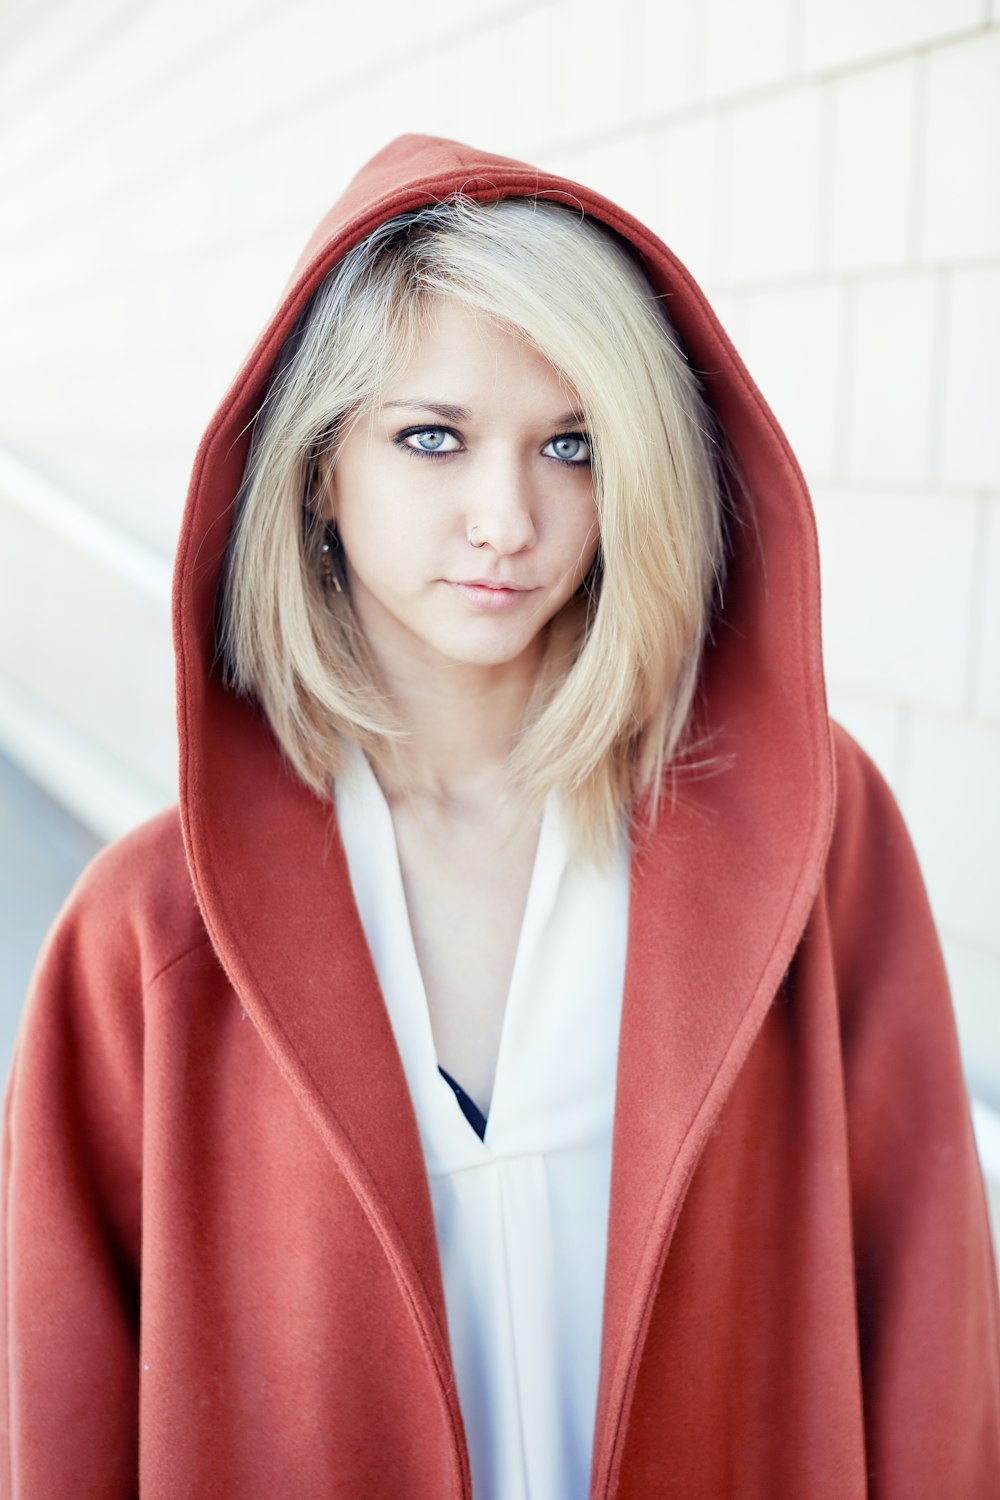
324;296;600;679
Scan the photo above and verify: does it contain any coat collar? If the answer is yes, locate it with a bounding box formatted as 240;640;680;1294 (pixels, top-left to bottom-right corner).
173;134;836;1496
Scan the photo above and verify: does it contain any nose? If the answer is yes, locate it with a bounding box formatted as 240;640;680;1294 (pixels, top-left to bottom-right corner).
465;454;537;555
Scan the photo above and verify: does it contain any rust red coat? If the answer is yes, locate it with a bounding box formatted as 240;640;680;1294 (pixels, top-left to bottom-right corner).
2;134;998;1498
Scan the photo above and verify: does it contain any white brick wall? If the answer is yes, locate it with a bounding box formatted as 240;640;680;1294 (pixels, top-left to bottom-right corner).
737;283;846;479
979;498;1000;720
634;0;702;116
828;55;918;272
922;29;1000;262
723;85;829;283
645;116;721;284
812;486;980;711
845;271;942;483
800;0;984;71
941;265;1000;487
0;0;997;1130
702;0;798;99
906;714;1000;953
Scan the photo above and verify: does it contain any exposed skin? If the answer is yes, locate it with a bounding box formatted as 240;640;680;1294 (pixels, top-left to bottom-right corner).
324;295;600;1115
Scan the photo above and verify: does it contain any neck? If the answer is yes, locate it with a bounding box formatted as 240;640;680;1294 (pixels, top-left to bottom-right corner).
371;645;544;813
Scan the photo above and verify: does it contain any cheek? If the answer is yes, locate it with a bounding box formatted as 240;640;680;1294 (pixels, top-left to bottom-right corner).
332;473;426;580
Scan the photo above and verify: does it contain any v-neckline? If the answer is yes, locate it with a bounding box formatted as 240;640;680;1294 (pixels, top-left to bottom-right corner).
335;740;566;1159
437;1065;489;1139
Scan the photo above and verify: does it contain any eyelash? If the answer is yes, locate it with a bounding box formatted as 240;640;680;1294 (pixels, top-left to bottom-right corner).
393;426;592;466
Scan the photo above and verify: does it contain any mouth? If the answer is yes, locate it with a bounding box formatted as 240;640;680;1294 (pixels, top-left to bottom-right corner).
445;579;535;611
457;578;530;591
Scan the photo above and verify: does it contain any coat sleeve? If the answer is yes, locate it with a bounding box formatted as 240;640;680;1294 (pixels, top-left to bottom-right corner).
0;848;145;1499
825;722;1000;1497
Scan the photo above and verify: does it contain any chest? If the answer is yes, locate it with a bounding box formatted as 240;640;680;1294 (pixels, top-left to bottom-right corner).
390;804;543;1117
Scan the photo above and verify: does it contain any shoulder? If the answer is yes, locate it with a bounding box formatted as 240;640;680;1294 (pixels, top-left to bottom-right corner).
821;718;946;1017
12;807;210;1101
39;804;209;991
829;717;900;825
826;718;922;888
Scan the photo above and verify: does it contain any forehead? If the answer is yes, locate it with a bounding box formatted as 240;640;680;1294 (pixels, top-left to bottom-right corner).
382;296;577;411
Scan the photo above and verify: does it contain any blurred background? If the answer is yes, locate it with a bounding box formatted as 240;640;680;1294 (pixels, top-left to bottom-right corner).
1;0;998;1223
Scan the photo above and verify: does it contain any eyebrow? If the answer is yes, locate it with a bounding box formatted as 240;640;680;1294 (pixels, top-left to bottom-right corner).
381;398;588;427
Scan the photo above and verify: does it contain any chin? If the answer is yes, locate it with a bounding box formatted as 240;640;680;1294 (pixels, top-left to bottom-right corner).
438;640;537;670
427;623;546;670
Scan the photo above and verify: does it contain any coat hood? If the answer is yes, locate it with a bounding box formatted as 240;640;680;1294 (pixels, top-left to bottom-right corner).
171;133;835;1495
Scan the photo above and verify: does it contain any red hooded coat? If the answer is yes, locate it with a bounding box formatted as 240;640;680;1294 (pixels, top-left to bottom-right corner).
2;134;999;1498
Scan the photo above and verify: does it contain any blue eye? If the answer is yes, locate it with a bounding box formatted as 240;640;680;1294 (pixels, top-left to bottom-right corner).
398;427;460;456
545;433;591;465
395;426;591;464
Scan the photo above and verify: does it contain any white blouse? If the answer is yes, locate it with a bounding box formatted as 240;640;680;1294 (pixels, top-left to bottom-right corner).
334;742;630;1500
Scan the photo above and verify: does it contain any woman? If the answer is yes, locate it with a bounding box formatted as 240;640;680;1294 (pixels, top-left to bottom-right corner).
2;133;998;1498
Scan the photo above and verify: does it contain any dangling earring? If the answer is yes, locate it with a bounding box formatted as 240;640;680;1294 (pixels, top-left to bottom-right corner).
319;521;343;594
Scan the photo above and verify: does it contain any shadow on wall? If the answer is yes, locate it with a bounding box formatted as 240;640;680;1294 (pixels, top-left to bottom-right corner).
0;752;103;1087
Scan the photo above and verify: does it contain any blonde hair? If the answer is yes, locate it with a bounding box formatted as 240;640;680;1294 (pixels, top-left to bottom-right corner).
218;193;734;867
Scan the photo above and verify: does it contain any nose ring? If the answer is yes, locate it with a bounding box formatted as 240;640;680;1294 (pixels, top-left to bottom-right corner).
468;525;485;548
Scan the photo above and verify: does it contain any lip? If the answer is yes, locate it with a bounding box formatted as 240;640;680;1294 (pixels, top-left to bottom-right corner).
445;579;535;611
459;577;530;590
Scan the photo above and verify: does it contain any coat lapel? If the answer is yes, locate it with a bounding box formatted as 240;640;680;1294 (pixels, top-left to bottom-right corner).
180;689;457;1403
589;713;836;1497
